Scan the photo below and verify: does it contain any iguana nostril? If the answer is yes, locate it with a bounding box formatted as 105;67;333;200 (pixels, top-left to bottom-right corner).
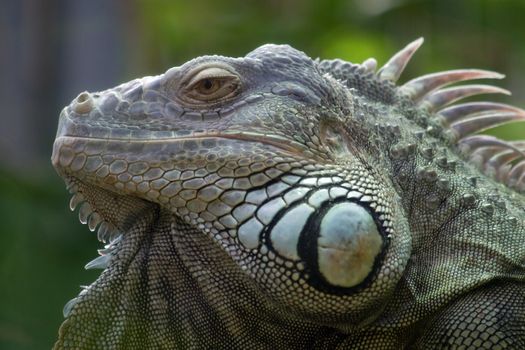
73;92;94;114
76;92;89;103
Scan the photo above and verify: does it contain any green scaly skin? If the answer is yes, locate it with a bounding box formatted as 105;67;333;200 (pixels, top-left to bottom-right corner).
51;40;525;349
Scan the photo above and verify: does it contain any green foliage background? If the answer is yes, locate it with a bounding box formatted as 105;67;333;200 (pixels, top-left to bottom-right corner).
1;0;525;348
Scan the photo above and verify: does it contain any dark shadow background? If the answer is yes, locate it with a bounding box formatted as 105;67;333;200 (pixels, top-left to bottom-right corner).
1;0;524;348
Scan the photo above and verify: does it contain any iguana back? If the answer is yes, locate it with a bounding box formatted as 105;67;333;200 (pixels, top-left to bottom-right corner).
51;38;525;349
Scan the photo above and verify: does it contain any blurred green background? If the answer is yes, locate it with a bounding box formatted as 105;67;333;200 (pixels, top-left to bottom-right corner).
1;0;525;348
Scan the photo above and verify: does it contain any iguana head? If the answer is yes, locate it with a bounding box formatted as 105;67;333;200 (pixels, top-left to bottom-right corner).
52;39;525;346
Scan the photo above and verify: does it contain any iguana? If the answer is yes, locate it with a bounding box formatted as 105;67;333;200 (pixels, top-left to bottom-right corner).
51;38;525;349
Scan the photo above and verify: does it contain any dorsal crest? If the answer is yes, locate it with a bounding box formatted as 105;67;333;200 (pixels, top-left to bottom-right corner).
322;38;525;193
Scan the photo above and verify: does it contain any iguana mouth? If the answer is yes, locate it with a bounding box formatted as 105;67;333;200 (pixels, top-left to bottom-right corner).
53;130;320;160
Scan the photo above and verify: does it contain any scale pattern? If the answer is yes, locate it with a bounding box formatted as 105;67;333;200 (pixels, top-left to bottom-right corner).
52;39;525;349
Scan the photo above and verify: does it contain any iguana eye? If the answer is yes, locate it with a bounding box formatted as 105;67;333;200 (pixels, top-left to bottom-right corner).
198;78;220;94
183;67;240;102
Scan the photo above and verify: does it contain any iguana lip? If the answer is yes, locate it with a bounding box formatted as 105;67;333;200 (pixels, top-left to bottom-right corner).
53;131;321;161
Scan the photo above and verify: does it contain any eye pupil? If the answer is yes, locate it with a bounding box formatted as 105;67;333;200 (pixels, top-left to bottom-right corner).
203;79;213;90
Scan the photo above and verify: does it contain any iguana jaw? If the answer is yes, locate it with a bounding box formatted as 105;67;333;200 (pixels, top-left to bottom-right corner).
51;132;307;240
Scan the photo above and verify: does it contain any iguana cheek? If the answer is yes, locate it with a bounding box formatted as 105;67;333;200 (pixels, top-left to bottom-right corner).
317;202;382;288
269;203;313;261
